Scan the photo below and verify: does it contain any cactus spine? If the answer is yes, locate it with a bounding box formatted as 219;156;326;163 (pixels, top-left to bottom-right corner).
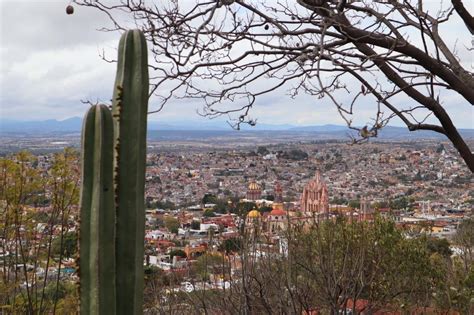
112;30;149;315
79;29;148;315
79;104;116;315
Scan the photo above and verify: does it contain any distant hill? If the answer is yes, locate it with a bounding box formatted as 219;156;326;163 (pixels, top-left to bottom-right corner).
1;117;473;140
1;117;83;133
289;124;348;132
0;117;306;133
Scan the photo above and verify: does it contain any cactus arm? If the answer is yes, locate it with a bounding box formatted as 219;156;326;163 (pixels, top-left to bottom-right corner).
79;104;116;315
112;29;149;315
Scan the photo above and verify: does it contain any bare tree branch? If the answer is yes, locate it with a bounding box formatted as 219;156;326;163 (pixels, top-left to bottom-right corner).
75;0;474;171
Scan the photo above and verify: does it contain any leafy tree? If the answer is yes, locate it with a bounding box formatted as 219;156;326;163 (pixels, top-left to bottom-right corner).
331;197;348;205
52;232;78;259
281;149;308;161
258;205;273;213
169;249;187;259
289;217;441;313
203;209;216;218
453;218;474;271
219;238;242;254
237;202;257;214
430;252;474;313
347;199;360;209
390;196;410;210
212;199;231;214
194;253;227;281
132;214;466;313
0;150;79;313
155;200;176;210
373;200;389;210
426;237;452;258
436;143;446;154
190;220;201;230
164;217;180;234
257;146;269;156
202;193;218;205
264;194;275;201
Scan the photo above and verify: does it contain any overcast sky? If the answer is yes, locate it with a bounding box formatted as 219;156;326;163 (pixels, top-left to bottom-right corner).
0;0;473;128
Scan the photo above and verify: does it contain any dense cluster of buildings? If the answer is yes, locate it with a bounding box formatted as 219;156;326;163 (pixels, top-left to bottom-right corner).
145;141;472;211
2;139;472;299
142;140;472;287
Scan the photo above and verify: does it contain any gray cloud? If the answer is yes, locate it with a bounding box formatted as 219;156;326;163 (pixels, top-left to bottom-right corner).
0;0;119;120
0;0;472;129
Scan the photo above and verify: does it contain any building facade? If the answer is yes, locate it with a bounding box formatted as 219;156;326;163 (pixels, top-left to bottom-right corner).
300;171;329;214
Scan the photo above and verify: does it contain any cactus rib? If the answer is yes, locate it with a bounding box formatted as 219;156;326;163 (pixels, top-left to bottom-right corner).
111;29;149;315
79;104;116;315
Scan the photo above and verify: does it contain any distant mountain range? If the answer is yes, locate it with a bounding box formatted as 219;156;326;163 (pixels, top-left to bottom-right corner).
0;117;350;132
1;117;473;140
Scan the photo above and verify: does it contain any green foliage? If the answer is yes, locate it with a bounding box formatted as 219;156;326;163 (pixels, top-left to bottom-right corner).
237;202;257;214
202;193;218;205
212;199;229;213
395;154;407;161
147;199;176;210
144;265;169;285
158;200;176;210
219;238;242;254
389;196;411;210
258;205;273;213
203;209;216;217
436;143;445;153
0;150;80;314
257;146;269;155
280;149;308;160
194;254;227;280
169;249;187;259
373;200;389;209
52;232;78;259
264;194;275;201
164;217;180;234
431;255;474;313
426;237;452;258
190;220;201;230
330;196;348;205
348;199;360;209
289;218;442;312
455;218;474;250
44;281;76;301
453;218;474;271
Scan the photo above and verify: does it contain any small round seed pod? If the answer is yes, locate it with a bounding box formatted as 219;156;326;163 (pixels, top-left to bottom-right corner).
66;5;74;15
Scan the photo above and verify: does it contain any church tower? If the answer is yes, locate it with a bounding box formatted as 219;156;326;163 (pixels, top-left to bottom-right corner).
274;181;283;203
300;171;329;214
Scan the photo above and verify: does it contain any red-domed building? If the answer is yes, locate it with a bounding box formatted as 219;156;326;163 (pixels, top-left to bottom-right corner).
267;204;287;233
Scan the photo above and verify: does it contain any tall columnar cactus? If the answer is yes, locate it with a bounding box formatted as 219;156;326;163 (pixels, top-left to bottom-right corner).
79;104;116;315
111;29;149;315
79;29;148;315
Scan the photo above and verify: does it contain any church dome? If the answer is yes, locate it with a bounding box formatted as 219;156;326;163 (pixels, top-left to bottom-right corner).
248;182;261;191
247;209;261;218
